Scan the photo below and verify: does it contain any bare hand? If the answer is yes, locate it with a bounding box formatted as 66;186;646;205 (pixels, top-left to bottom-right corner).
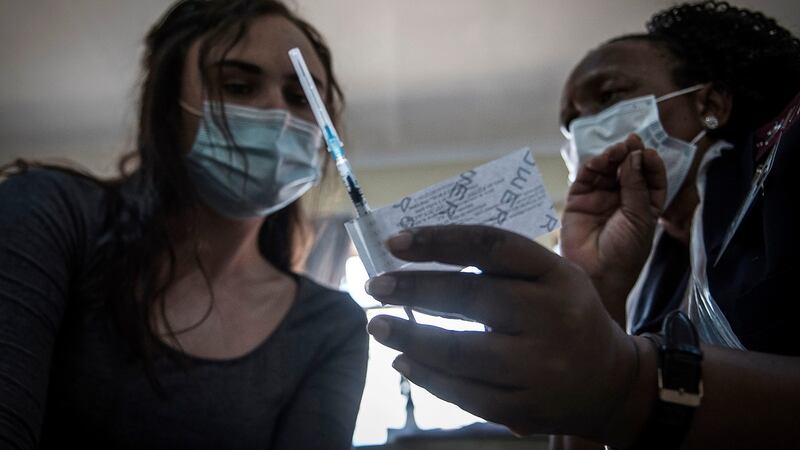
560;134;666;321
365;225;638;441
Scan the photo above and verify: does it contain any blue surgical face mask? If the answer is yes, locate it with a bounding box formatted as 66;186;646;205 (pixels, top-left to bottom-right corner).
181;101;323;219
561;84;706;209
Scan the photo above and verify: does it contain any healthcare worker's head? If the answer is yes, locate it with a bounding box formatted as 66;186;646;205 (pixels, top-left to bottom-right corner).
559;0;800;221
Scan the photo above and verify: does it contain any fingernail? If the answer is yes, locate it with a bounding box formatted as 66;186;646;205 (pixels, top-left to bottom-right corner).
368;317;391;341
387;231;413;251
365;276;396;296
631;150;642;171
392;357;410;375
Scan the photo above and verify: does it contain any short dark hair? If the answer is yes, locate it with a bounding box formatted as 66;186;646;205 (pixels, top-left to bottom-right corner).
610;1;800;140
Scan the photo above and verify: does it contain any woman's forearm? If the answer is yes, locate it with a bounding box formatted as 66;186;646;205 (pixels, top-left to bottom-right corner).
604;338;800;449
682;346;800;449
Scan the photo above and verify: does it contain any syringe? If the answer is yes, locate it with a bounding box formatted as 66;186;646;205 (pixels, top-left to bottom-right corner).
288;48;370;218
289;48;416;323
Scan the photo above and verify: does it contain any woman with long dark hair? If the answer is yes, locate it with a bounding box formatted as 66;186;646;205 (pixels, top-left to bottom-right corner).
0;1;367;448
363;2;800;449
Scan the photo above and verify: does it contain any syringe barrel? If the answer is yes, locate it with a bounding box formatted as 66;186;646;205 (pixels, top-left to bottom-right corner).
335;157;354;178
289;48;371;217
323;127;344;159
332;159;368;214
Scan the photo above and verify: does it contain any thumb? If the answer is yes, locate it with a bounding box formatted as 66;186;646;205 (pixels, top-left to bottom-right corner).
618;150;655;221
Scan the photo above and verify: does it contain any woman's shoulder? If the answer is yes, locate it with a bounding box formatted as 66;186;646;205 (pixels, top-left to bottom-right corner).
1;167;119;262
0;166;110;216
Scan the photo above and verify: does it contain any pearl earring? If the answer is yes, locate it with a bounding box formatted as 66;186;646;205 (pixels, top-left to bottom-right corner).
703;115;720;130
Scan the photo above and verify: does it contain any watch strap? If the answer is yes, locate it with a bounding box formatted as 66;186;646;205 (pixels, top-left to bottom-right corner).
630;311;703;450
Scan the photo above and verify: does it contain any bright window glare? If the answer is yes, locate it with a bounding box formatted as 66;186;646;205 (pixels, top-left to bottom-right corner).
461;265;482;274
343;256;382;309
342;256;485;447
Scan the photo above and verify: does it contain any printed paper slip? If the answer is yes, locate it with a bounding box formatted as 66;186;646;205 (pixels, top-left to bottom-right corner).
345;147;561;276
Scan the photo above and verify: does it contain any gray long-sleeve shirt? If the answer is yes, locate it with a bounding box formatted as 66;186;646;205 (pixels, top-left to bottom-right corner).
0;169;368;449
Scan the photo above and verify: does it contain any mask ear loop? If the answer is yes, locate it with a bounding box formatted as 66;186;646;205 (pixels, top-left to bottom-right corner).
179;99;204;117
655;83;706;103
560;125;572;140
656;84;710;146
690;129;707;146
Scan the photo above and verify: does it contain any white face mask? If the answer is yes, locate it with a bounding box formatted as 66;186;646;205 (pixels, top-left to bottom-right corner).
561;84;706;208
182;101;323;219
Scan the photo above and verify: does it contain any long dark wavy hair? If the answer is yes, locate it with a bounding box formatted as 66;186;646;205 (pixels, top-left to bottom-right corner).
610;0;800;141
1;0;344;391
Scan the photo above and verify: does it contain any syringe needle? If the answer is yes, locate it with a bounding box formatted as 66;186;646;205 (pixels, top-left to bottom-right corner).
289;47;371;217
290;47;415;323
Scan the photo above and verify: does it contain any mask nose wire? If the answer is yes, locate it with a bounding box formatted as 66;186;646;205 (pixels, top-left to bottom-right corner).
560;83;706;142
